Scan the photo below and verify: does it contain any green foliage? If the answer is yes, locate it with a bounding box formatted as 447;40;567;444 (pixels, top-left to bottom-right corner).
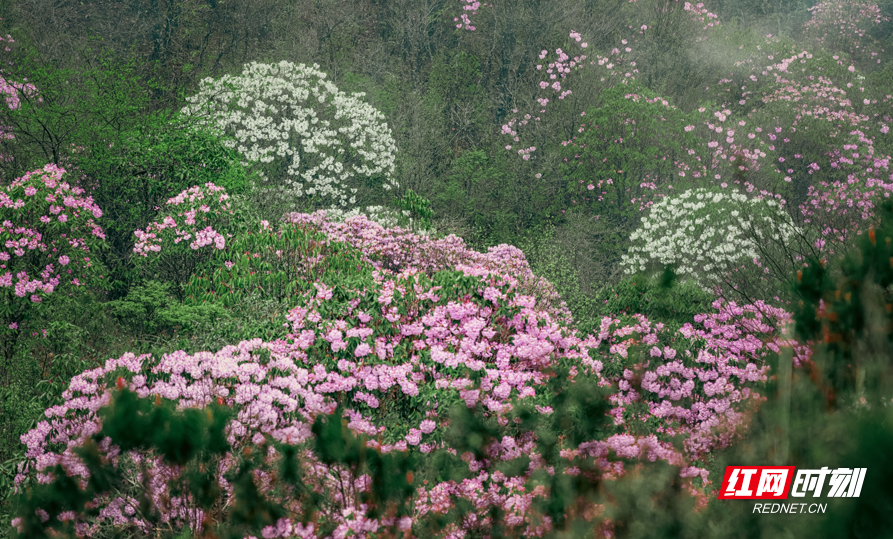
183;291;289;355
516;220;607;329
559;82;704;238
516;219;715;337
428;51;482;108
600;461;697;539
426;51;488;149
108;281;226;340
394;188;434;229
689;384;893;539
590;271;716;333
791;199;893;404
116;123;250;196
339;72;401;120
435;147;557;246
0;291;119;524
184;223;370;309
80;117;255;298
0;42;155;177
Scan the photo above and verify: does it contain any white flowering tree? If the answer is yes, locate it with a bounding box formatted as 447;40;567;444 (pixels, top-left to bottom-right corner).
181;61;398;215
621;188;803;297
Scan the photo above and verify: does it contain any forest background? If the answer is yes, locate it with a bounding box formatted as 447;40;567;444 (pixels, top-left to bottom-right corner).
1;0;893;537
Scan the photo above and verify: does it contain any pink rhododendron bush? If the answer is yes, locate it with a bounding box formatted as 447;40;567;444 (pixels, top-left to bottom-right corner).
283;211;572;323
0;165;105;301
1;165;106;356
0;27;37;163
131;181;243;296
12;208;812;538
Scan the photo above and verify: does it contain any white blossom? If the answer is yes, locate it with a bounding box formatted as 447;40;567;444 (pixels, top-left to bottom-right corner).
181;61;398;211
621;187;800;289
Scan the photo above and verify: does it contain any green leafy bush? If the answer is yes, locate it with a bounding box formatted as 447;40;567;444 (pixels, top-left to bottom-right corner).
109;281;226;340
590;269;715;333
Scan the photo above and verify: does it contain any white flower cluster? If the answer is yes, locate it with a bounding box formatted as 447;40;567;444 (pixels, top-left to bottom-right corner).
621;188;800;286
319;205;405;227
317;205;432;235
181;61;398;208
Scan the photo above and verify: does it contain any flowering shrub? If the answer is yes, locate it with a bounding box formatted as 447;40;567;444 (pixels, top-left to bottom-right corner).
180;212;571;328
500;30;631;163
803;0;890;70
671;33;893;297
182;219;368;315
181;61;398;213
500;10;722;168
0;164;106;351
11;212;812;537
133;183;234;257
275;190;433;239
706;42;892;253
132;183;244;297
283;212;572;322
706;36;875;187
0;27;37;163
453;0;491;31
799;129;893;258
81;120;256;273
621;188;801;290
315;206;414;231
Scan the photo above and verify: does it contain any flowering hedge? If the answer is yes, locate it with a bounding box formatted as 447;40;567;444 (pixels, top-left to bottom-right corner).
11;213;811;537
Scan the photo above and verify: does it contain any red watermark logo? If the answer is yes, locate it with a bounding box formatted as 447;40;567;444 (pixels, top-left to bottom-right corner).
719;466;867;500
719;466;795;500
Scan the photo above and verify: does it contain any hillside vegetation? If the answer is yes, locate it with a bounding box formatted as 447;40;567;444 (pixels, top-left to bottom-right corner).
1;1;893;537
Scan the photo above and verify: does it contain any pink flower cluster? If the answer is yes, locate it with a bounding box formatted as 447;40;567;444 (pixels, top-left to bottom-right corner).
701;42;870;193
804;1;889;68
0;164;105;312
500;28;643;149
285;211;573;323
0;28;37;159
757;52;868;131
133;183;232;256
799;129;893;256
14;211;813;536
683;2;721;37
453;0;491;31
501;4;725;152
